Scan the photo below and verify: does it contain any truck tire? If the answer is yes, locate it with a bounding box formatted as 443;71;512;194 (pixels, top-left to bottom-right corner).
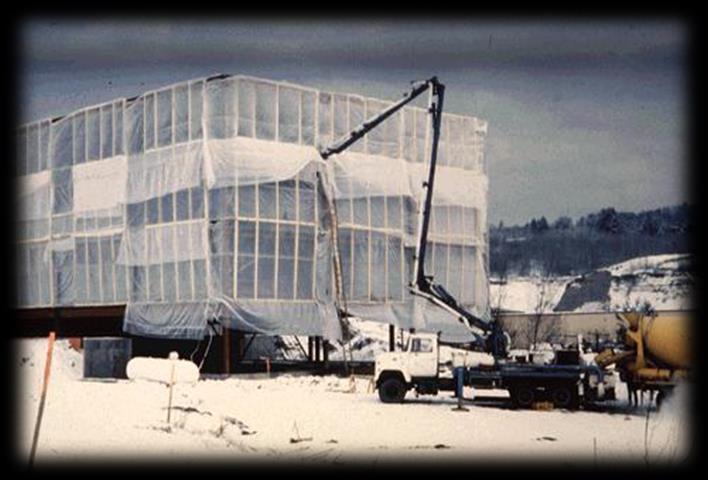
379;378;407;403
511;385;535;409
551;385;579;410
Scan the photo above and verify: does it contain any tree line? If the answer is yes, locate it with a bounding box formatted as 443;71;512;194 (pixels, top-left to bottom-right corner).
490;203;695;277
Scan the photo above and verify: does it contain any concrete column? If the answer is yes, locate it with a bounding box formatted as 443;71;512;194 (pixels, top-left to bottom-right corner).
235;330;245;363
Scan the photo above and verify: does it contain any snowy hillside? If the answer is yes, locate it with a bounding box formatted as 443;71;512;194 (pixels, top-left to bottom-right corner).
491;253;693;314
605;254;693;311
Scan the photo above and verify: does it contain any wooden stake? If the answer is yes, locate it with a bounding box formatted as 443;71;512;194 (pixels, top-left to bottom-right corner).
29;331;56;468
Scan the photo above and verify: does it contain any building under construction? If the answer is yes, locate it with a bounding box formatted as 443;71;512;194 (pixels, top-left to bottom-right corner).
14;74;490;371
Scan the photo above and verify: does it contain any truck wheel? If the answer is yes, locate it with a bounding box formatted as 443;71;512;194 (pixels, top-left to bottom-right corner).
551;385;578;410
512;386;535;409
379;378;407;403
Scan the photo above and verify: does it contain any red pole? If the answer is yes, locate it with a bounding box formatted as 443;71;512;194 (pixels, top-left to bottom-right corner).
29;331;56;468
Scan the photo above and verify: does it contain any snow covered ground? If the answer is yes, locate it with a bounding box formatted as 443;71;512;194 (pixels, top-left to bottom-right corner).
16;338;691;467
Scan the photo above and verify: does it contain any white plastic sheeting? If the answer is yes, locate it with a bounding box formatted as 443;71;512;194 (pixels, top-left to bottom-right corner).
15;73;490;344
73;155;127;212
206;137;321;189
319;90;489;342
125;144;204;204
16;171;51;242
327;153;413;200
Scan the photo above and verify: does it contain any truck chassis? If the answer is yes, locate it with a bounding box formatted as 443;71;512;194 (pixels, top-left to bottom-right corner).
375;338;615;410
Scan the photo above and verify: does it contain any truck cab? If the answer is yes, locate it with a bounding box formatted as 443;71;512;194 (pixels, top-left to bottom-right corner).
375;332;442;402
375;332;488;402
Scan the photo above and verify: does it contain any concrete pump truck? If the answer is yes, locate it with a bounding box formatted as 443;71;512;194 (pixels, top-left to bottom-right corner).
318;77;619;410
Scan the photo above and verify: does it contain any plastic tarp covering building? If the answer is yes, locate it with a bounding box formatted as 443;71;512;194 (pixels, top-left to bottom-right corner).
15;74;489;343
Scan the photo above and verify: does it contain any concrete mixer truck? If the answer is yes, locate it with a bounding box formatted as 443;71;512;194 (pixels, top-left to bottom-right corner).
594;311;691;409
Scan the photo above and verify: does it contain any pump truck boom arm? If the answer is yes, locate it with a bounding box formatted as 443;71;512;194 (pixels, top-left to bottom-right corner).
318;77;507;358
319;78;438;160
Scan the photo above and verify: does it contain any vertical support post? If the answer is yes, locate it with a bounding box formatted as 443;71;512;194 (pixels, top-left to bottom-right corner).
389;324;395;352
235;330;245;364
454;367;461;398
241;333;248;361
222;328;231;375
315;336;321;363
452;366;468;412
307;336;313;362
323;339;329;364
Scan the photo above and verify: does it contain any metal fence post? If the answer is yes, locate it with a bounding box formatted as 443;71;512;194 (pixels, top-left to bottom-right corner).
452;366;469;412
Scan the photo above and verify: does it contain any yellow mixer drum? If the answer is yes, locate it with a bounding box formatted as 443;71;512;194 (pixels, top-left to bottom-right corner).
643;313;691;370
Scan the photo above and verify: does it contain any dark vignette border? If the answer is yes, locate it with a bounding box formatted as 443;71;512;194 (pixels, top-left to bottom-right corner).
2;6;704;477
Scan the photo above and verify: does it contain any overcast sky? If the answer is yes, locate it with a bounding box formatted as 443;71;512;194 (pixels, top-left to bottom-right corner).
17;18;688;225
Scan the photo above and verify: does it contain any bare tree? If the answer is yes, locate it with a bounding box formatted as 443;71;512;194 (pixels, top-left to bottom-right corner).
525;269;562;350
491;258;509;321
491;258;522;349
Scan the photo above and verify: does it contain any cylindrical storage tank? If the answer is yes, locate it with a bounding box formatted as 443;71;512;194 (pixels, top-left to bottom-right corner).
643;314;690;370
